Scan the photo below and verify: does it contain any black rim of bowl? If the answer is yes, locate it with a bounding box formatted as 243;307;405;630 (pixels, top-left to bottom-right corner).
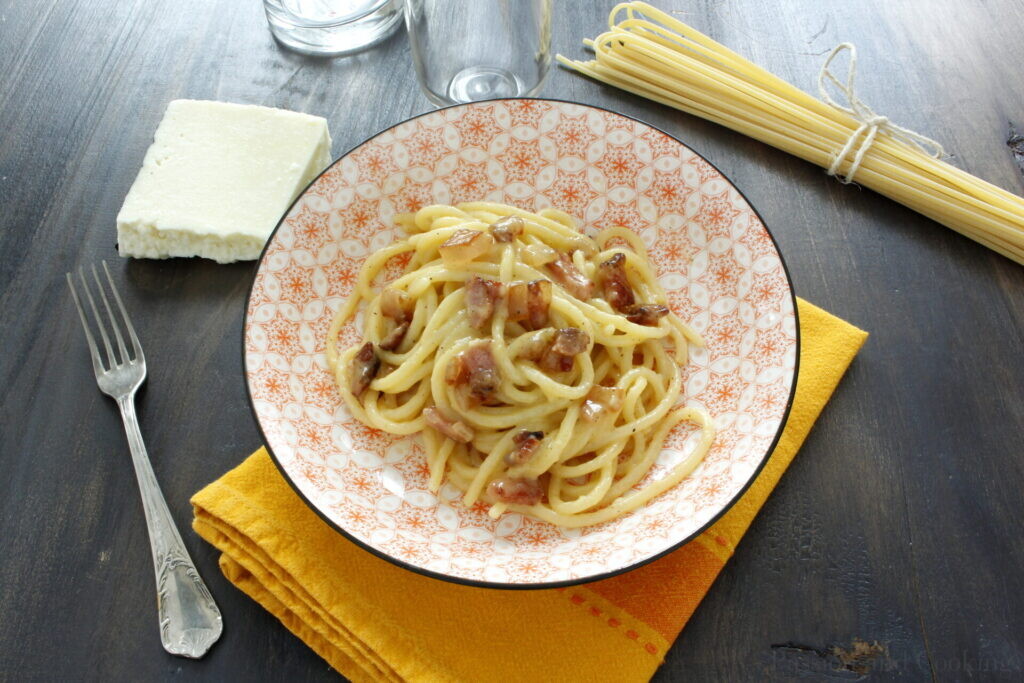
242;97;801;591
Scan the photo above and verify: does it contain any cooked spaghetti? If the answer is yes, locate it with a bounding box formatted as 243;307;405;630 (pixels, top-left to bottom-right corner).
326;202;715;528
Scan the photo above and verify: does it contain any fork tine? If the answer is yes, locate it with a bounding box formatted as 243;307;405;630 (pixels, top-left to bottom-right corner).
102;261;144;362
78;267;115;370
92;263;129;364
66;273;106;375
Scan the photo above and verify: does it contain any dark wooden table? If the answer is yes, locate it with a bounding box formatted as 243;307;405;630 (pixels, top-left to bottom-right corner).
2;0;1023;680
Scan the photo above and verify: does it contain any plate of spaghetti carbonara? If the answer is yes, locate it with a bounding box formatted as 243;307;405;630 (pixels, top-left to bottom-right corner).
245;99;797;587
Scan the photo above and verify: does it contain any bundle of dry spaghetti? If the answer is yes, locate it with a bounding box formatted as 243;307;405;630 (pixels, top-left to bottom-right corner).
557;2;1024;265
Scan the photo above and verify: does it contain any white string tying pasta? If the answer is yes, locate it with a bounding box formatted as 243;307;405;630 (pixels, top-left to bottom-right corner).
327;202;715;528
818;43;945;184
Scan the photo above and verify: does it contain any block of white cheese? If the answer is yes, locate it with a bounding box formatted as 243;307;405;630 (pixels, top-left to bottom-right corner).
116;100;332;263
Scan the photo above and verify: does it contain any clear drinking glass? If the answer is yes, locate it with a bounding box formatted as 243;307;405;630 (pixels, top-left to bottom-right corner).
404;0;552;106
264;0;404;57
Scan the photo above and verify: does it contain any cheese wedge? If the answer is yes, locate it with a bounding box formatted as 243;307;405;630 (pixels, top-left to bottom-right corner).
116;100;332;263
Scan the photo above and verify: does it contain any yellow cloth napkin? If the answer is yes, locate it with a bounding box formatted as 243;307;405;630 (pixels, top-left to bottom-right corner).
192;298;867;682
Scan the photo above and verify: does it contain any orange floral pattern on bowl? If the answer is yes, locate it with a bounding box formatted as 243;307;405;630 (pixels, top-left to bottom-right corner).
245;99;797;586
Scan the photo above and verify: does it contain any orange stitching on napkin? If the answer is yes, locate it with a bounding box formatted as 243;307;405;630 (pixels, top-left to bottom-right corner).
587;538;726;642
565;593;660;657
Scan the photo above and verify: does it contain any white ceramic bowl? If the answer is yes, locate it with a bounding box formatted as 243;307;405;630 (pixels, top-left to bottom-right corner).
244;98;798;588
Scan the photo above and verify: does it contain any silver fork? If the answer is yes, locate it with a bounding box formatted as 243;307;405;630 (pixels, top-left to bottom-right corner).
67;262;222;659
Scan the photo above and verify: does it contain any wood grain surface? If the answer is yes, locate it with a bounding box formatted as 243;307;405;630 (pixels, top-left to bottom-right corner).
2;0;1023;680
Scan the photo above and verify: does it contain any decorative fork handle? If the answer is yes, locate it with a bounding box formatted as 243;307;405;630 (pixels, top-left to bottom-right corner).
117;396;223;658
